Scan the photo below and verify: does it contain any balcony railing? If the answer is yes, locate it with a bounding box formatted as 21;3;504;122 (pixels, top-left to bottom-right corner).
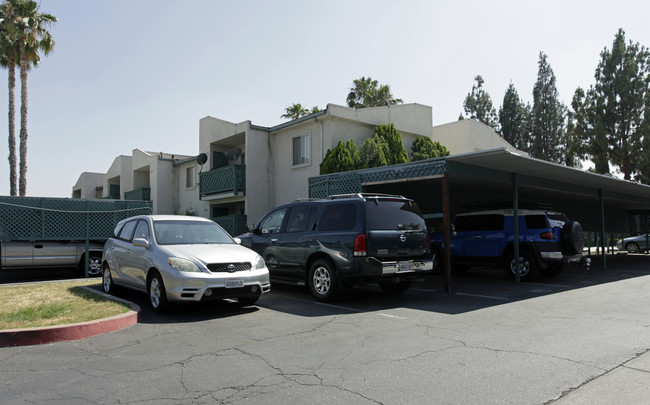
212;214;248;237
124;187;151;201
199;164;245;197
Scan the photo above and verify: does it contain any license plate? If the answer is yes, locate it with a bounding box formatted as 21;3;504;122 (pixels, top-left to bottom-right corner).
398;261;413;271
225;279;244;288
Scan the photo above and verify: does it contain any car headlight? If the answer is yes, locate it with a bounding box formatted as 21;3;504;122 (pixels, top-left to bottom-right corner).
168;257;202;273
254;255;266;269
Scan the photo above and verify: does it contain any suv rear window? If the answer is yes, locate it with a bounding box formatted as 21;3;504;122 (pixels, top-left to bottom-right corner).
524;215;550;229
318;203;356;231
365;200;425;230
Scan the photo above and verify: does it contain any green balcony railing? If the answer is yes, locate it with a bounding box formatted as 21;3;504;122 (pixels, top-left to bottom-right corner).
199;164;246;197
212;214;248;237
124;187;151;201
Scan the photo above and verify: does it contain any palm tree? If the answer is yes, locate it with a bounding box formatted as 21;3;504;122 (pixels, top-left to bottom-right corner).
0;1;20;196
346;77;403;108
281;103;309;120
4;0;56;196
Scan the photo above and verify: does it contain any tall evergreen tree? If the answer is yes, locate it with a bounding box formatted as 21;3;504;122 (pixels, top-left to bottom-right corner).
498;82;531;151
590;29;649;180
530;52;566;164
461;75;499;132
410;136;449;161
372;123;408;165
320;140;359;175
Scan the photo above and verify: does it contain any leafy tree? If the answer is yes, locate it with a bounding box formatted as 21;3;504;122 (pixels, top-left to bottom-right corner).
411;136;450;161
358;134;389;169
372;123;408;165
281;103;309;120
461;75;499;132
320;140;359;175
498;82;531;152
0;0;56;196
530;52;567;164
346;76;403;108
310;106;322;114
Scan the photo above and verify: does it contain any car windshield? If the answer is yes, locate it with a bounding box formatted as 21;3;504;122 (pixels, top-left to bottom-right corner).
365;200;425;231
153;220;234;245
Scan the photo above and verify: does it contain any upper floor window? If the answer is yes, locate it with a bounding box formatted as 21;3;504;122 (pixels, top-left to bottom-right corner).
186;166;196;188
292;134;310;166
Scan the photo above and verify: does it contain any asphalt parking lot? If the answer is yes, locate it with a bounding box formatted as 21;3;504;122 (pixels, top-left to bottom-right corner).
2;253;649;404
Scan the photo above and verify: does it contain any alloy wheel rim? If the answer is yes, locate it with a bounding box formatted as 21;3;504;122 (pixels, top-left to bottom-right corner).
313;267;330;294
511;257;530;277
150;278;161;308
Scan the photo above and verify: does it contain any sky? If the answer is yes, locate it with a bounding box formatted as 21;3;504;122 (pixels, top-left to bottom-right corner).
0;0;649;197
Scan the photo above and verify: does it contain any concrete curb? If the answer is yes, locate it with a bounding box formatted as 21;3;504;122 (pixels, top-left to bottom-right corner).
0;286;140;347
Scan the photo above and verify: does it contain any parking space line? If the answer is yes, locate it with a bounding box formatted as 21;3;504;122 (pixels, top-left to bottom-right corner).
530;282;572;288
313;301;362;312
455;292;509;301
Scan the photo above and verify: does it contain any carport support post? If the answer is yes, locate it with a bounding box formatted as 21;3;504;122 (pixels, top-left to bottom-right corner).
599;189;607;271
442;174;452;292
513;173;520;283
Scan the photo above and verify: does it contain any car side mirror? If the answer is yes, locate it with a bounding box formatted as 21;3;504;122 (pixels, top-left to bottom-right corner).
132;238;150;248
233;237;242;245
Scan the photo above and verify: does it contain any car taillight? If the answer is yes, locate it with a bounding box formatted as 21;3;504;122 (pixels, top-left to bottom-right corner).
540;231;554;240
354;234;367;256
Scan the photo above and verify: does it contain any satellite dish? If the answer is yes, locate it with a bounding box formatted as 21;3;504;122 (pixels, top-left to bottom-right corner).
196;153;207;165
225;147;241;164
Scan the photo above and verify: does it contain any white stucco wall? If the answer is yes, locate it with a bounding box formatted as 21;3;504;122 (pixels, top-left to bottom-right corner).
104;155;132;199
433;119;518;155
72;172;104;198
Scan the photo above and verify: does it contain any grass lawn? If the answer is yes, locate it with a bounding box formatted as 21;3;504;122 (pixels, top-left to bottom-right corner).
0;279;131;330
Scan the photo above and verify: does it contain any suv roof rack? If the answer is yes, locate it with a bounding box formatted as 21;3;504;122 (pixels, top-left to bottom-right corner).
327;193;406;200
292;198;323;203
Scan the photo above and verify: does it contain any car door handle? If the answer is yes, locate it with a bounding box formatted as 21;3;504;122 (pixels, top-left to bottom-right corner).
472;236;483;239
271;238;278;243
35;244;43;249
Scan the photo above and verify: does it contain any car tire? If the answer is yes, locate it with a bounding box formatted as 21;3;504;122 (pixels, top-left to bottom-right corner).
431;247;443;274
539;264;563;278
102;264;114;294
379;281;411;295
148;272;169;313
237;296;259;307
79;253;103;277
626;242;640;254
561;221;584;255
308;258;339;302
506;251;538;281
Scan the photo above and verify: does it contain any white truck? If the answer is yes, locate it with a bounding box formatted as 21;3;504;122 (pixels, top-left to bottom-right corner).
0;196;152;277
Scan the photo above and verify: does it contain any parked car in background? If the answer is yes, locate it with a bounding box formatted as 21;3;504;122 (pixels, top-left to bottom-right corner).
102;215;270;312
238;193;433;301
430;207;584;281
616;233;649;253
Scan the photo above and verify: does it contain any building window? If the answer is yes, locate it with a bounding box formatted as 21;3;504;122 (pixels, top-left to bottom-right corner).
292;134;310;166
186;166;196;188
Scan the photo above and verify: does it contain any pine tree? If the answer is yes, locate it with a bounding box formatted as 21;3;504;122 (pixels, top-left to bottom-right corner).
498;82;531;152
530;52;566;163
462;75;500;132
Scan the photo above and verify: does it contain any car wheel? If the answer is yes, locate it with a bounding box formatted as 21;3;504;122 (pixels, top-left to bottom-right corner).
77;253;103;277
539;264;563;278
308;258;339;302
237;296;259;307
625;242;640;254
379;281;411;295
431;247;443;274
102;264;114;294
506;251;538;281
148;272;169;313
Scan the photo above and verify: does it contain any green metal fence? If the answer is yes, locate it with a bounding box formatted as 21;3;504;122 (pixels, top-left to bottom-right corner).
0;196;152;241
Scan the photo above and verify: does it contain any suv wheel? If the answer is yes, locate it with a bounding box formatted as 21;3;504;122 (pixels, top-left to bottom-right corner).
505;251;537;281
308;259;339;302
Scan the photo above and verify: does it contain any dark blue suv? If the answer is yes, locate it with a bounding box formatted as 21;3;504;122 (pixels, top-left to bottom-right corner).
430;208;584;280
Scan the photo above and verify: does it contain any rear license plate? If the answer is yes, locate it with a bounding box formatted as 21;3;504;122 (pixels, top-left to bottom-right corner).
398;261;413;271
225;279;244;288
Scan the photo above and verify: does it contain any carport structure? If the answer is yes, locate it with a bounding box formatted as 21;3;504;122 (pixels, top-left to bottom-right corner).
309;148;650;291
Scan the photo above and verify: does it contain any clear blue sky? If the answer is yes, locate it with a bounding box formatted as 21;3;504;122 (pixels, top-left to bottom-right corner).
1;0;649;197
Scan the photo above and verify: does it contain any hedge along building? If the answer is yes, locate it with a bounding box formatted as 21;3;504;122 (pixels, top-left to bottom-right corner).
73;103;518;235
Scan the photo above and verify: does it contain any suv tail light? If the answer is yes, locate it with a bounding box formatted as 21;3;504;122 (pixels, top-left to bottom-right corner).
353;234;367;256
540;231;554;240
